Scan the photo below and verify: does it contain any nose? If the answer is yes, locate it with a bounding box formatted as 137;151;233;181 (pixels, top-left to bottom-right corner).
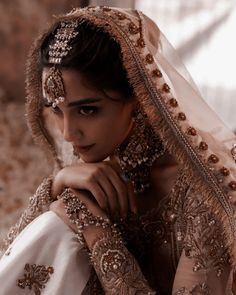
62;115;82;143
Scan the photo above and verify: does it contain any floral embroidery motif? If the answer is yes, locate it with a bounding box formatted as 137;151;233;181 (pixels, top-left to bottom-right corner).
183;189;230;277
17;263;54;295
100;249;126;275
91;232;156;295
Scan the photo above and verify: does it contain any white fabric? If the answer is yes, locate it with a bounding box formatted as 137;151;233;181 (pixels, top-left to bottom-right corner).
0;211;91;295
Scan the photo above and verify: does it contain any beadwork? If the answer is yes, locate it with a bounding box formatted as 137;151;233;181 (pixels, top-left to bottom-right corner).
116;107;165;193
48;21;79;64
60;188;111;245
44;66;65;107
91;231;156;294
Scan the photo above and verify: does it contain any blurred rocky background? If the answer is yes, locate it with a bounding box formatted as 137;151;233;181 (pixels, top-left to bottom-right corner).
0;0;88;238
0;0;88;102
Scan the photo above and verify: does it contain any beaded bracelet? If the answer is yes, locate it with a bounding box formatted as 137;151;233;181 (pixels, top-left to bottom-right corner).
60;188;111;245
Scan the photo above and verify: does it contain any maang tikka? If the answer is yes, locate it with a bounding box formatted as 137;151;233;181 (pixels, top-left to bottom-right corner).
116;106;165;193
43;20;79;108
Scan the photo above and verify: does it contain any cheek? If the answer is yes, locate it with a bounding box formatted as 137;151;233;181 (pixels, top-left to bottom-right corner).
94;108;132;142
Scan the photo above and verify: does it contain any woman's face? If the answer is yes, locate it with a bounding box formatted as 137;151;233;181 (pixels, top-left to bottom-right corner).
42;68;135;163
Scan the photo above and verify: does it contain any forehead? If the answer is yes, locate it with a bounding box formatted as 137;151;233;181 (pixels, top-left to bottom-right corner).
42;67;126;103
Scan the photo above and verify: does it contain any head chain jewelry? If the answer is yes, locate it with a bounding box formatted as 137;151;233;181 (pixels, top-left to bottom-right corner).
60;188;112;246
44;20;79;108
116;106;165;193
44;67;65;108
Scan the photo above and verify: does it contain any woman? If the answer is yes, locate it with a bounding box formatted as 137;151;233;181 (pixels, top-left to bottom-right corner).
0;6;236;295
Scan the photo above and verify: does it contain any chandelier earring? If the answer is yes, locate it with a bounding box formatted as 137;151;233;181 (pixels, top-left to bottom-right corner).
116;105;165;193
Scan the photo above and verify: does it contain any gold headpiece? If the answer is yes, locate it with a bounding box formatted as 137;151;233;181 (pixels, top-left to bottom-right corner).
48;20;79;64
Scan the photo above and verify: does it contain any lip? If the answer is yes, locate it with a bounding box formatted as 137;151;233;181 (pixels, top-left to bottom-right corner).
74;144;95;153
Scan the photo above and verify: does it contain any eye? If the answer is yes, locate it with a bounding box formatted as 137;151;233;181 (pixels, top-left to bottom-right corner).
78;106;98;116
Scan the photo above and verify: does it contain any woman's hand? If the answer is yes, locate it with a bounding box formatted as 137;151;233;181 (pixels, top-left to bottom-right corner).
50;189;111;248
52;162;137;219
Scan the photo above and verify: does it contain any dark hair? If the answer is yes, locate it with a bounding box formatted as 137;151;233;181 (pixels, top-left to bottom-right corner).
40;21;133;98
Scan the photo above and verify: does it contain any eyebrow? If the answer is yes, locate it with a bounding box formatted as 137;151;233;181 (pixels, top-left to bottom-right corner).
66;97;102;107
43;97;102;107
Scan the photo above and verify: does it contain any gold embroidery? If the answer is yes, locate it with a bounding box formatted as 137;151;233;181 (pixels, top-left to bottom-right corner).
183;188;230;276
91;231;155;295
17;263;54;295
1;177;53;254
118;172;190;254
82;269;104;295
115;172;191;293
174;282;210;294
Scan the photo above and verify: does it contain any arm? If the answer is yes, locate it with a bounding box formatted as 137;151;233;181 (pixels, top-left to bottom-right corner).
1;176;53;254
89;228;155;295
51;188;156;295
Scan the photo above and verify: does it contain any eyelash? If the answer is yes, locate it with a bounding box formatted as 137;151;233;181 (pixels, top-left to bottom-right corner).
50;106;98;116
78;106;98;116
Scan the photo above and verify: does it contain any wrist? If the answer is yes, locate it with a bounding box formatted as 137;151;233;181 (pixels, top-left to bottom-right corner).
83;226;107;249
52;170;65;199
60;188;111;246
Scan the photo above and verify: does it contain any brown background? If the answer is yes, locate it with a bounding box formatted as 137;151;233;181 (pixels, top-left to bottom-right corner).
0;0;88;236
0;0;88;102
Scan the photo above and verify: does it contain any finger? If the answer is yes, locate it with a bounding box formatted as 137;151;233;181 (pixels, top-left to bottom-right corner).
103;160;122;174
87;181;109;213
126;182;138;214
97;174;120;220
102;164;129;219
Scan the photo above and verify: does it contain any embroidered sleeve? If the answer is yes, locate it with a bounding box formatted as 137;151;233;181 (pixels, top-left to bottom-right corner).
90;229;156;295
60;188;155;294
1;176;53;254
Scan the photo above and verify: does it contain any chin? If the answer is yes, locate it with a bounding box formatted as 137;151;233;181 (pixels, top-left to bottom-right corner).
79;151;112;163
